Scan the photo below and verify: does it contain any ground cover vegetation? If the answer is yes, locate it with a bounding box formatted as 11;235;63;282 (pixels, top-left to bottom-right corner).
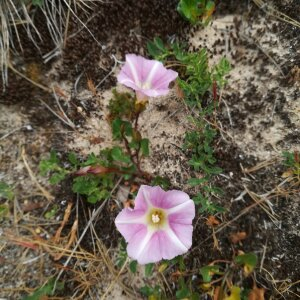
0;0;299;299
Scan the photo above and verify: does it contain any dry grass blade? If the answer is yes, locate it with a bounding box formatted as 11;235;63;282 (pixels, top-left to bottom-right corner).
21;147;54;202
101;257;129;300
8;62;51;92
244;157;279;173
52;177;123;293
1;0;104;88
244;186;279;223
252;0;300;28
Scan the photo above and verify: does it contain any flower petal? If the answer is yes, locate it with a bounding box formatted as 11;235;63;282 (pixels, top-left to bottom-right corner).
115;209;147;241
168;200;195;224
134;185;164;210
139;87;170;97
117;72;140;91
129;229;189;264
127;228;159;264
117;54;143;88
117;54;178;98
151;69;178;90
161;190;192;209
169;223;193;249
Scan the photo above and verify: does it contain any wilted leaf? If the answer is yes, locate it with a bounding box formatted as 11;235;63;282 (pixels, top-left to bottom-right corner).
21;201;46;213
75;165;116;176
0;204;9;220
158;262;168;273
116;185;130;203
206;215;220;226
224;286;241;300
229;232;247;244
281;170;293;178
248;286;265;300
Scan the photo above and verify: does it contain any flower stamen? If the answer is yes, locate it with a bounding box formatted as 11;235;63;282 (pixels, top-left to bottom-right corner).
152;214;160;223
148;208;165;227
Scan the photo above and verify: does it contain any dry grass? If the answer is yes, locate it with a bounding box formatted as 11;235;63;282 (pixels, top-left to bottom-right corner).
0;0;105;90
0;180;139;299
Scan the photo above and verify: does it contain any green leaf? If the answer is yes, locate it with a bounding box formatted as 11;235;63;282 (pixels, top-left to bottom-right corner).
116;239;127;268
23;278;64;300
153;37;165;51
32;0;43;7
235;253;257;273
129;260;138;274
200;265;222;283
112;118;123;140
108;90;136;121
151;176;170;190
68;152;79;166
177;0;203;25
111;147;131;164
72;176;99;194
140;285;153;297
147;37;169;60
49;171;67;185
187;177;208;186
147;41;162;58
123;121;133;137
87;189;109;203
145;263;154;277
0;181;14;200
39;150;60;175
44;205;58;219
140;138;150;156
176;286;189;299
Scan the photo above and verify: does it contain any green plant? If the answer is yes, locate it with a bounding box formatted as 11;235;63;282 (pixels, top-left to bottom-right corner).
140;285;163;299
0;181;14;200
282;151;300;180
109;90;150;176
23;278;64;300
39;90;151;203
198;252;258;298
147;38;230;214
200;264;223;283
176;277;200;299
177;0;215;25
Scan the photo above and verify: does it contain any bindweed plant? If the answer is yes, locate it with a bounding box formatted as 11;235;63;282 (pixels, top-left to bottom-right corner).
147;38;230;214
40;55;179;205
39;90;153;203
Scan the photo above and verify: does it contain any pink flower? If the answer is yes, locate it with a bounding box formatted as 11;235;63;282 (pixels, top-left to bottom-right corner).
115;185;195;264
117;54;178;101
